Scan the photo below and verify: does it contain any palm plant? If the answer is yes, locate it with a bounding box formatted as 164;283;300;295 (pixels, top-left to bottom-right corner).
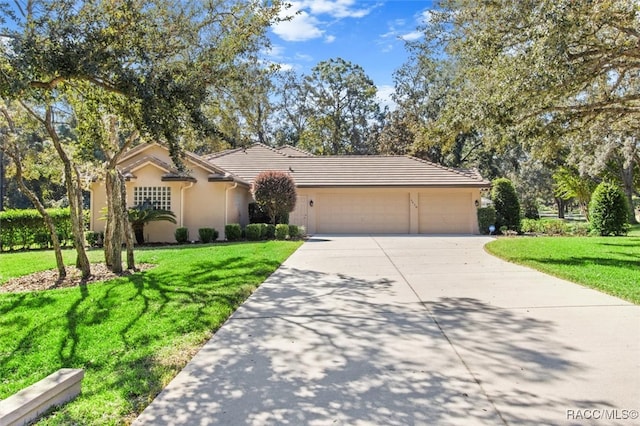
128;203;177;244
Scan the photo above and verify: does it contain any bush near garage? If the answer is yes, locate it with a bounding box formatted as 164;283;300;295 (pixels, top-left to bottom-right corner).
589;181;630;236
477;206;497;235
245;224;263;241
275;224;289;240
491;178;521;233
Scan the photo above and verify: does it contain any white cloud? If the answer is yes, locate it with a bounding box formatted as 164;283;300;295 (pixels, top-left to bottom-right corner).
272;0;376;42
400;31;423;42
273;3;324;42
272;12;324;42
264;44;286;59
295;52;314;62
418;9;435;25
306;0;373;19
376;85;397;111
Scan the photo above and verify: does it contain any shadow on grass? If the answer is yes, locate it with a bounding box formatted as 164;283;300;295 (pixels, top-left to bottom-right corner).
594;236;640;248
0;251;285;420
521;255;640;270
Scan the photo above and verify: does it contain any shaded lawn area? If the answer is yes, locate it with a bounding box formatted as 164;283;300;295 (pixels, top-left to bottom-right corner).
485;236;640;304
0;241;302;425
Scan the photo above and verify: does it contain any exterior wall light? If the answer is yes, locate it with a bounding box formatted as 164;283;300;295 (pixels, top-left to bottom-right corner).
309;199;314;207
475;199;480;207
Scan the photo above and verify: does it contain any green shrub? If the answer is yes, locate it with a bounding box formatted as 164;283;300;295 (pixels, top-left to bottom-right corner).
245;224;263;241
198;228;217;243
85;231;104;247
175;227;189;244
264;224;276;240
0;208;72;251
477;206;496;235
521;198;540;219
275;224;289;240
589;181;629;236
253;171;297;224
541;219;569;235
520;218;538;234
491;178;521;233
225;223;242;241
288;224;300;239
568;221;590;236
34;231;51;248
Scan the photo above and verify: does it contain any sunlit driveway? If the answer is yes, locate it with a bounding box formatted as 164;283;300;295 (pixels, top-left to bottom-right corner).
135;235;640;426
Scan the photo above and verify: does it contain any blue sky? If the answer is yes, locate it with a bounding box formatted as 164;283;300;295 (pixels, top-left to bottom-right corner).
267;0;437;107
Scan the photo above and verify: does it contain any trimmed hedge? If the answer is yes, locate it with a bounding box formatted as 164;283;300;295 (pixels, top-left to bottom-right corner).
225;223;242;241
288;224;300;239
520;219;591;236
198;227;218;243
245;224;263;241
0;208;74;251
275;224;289;240
175;227;189;244
477;206;496;235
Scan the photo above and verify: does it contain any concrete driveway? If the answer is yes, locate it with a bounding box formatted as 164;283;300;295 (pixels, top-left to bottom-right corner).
135;235;640;425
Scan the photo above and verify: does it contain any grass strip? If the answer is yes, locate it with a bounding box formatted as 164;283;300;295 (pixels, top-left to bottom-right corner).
0;241;301;425
485;236;640;304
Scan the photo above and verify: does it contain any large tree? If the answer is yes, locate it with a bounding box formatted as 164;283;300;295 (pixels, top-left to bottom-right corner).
0;0;283;274
0;102;67;278
421;0;640;150
299;58;381;155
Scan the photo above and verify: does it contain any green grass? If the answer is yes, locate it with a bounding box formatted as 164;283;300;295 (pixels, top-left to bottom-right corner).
485;236;640;304
0;242;302;425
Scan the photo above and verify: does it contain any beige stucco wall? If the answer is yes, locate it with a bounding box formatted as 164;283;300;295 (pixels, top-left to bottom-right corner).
89;146;241;243
90;146;483;240
290;187;482;235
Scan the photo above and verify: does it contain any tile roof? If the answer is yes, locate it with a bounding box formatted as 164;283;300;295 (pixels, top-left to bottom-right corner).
275;145;315;157
206;144;490;188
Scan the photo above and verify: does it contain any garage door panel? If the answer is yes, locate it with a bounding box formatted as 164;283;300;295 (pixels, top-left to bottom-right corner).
317;193;409;233
419;193;472;234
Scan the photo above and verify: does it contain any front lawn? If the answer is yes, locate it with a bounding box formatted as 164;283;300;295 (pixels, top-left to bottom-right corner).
485;236;640;304
0;241;302;425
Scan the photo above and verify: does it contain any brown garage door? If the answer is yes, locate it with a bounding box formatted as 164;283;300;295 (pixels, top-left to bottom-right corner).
419;192;472;233
317;192;410;233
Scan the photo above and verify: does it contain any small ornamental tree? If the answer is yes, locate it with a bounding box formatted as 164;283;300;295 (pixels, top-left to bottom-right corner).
253;171;297;225
491;178;521;233
589;181;629;236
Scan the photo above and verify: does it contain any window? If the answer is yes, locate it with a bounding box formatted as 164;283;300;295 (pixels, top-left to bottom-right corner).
133;186;172;210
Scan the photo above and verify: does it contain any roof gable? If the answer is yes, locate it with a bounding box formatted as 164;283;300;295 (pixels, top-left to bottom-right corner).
118;142;246;185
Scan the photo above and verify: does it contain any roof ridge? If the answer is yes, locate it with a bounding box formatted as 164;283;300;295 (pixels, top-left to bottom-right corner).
206;146;246;159
252;142;289;157
276;144;315;157
406;155;488;183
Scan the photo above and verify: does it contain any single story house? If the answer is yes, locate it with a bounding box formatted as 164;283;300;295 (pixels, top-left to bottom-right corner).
89;143;490;241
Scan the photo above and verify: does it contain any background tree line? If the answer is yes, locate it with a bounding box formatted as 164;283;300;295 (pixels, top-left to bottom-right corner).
1;1;638;274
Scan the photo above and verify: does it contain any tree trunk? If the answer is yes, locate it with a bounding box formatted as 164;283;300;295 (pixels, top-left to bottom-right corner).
620;136;638;224
44;107;91;278
5;149;66;279
104;169;123;272
103;117;137;272
555;197;566;219
0;106;66;278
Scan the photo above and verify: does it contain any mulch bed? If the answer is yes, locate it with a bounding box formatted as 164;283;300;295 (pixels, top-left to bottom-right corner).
0;263;155;294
